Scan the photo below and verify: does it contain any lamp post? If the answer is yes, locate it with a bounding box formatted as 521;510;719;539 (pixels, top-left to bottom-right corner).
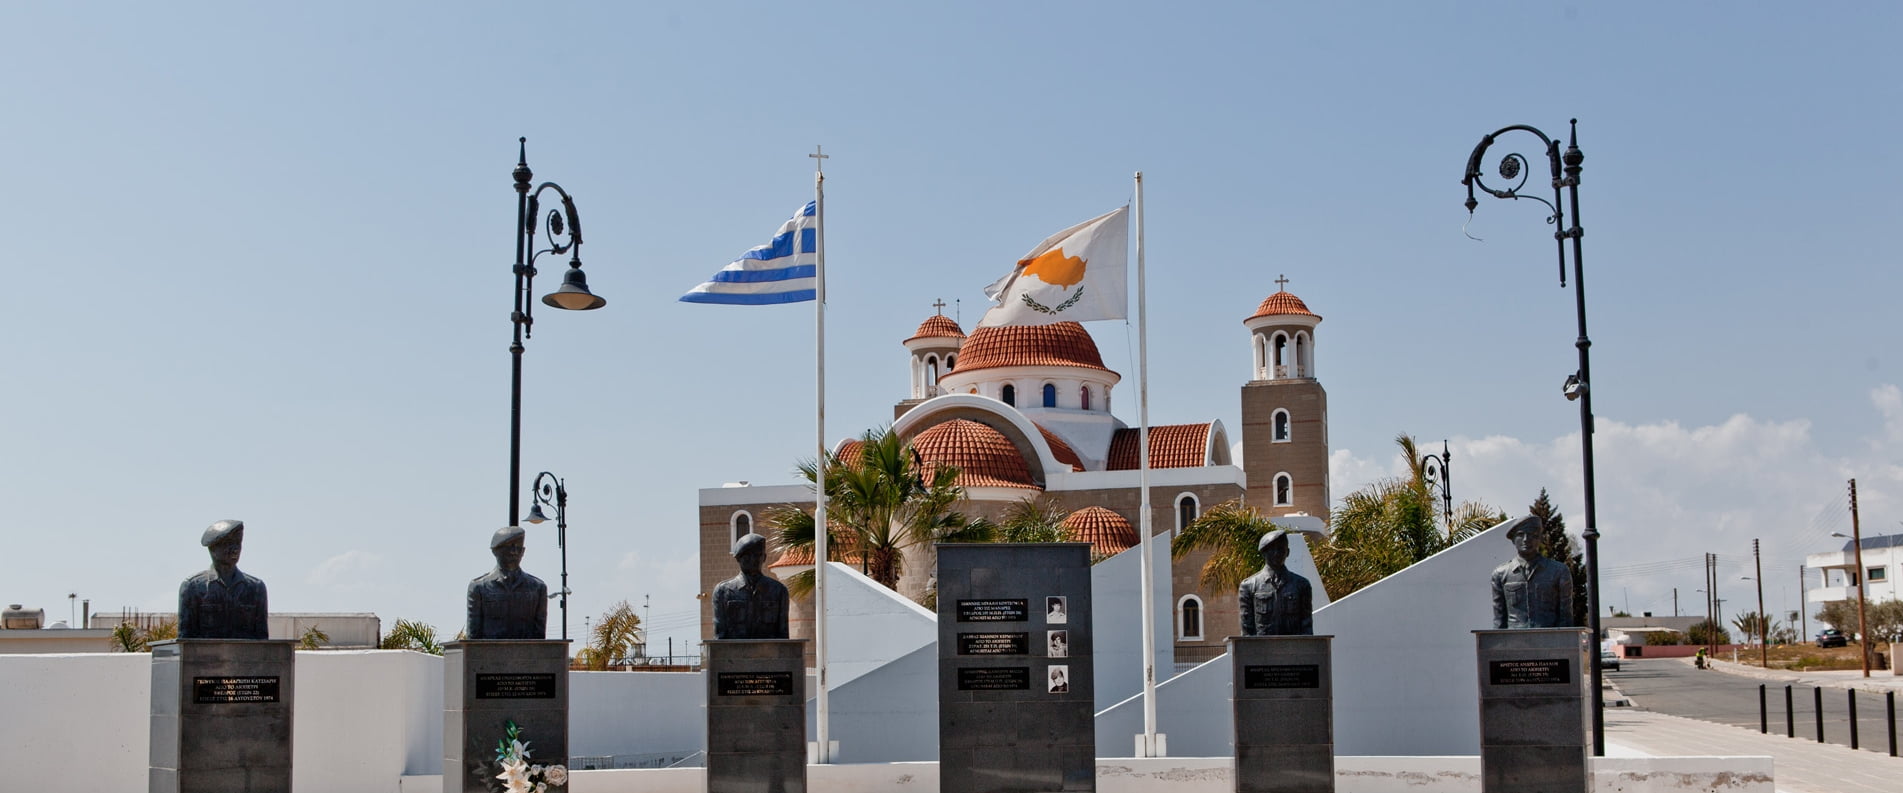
507;138;606;533
1419;440;1452;535
1463;119;1604;752
525;471;571;640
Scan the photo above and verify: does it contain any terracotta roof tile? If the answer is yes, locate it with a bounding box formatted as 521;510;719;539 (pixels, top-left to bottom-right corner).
913;419;1039;489
1105;423;1211;470
1034;423;1087;472
905;314;967;343
1246;291;1319;322
953;322;1109;374
1062;506;1138;559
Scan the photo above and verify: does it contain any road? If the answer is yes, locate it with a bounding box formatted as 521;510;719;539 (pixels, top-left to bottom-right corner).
1611;658;1902;755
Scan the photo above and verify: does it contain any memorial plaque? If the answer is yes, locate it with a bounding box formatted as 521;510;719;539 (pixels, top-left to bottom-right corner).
1243;663;1320;690
958;632;1030;655
957;599;1028;622
191;675;281;704
716;671;796;696
474;672;559;699
957;666;1031;691
1488;658;1570;686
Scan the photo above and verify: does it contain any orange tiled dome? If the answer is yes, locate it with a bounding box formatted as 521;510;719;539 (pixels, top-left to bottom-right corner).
1106;424;1211;470
905;314;966;343
1035;423;1086;472
913;419;1039;489
952;322;1108;373
1246;291;1319;322
770;532;863;569
1062;506;1138;558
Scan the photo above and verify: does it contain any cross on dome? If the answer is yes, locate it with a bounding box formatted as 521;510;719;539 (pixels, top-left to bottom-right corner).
932;299;947;316
1275;274;1290;291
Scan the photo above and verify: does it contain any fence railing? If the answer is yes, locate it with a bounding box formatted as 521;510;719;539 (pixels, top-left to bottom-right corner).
1758;683;1899;757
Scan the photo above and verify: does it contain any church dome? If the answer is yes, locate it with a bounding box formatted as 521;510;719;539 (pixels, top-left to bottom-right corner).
905;314;966;343
1246;291;1319;322
952;322;1108;373
912;419;1038;489
1062;506;1138;559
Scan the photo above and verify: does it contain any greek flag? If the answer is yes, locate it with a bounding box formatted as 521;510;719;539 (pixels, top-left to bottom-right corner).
680;201;817;305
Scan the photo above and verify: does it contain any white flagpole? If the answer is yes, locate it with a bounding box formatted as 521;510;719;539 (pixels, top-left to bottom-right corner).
1134;170;1160;757
809;145;832;765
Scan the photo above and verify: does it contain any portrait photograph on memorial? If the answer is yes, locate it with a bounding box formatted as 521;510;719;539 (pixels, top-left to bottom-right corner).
1047;630;1069;658
1045;596;1067;624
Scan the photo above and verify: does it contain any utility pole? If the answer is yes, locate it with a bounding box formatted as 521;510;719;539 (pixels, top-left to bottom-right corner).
1850;479;1870;678
1753;539;1767;668
1797;565;1806;644
1705;552;1716;657
1672;587;1678;617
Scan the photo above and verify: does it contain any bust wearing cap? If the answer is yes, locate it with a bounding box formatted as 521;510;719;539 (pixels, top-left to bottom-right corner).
177;520;270;640
1489;515;1574;629
466;526;549;640
711;533;789;640
1238;529;1314;636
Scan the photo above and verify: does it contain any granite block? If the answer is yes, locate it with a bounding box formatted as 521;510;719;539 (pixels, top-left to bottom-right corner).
1236;744;1335;793
148;639;295;793
443;640;570;793
706;639;806;793
1231;636;1334;793
1480;744;1589;792
1474;629;1588;793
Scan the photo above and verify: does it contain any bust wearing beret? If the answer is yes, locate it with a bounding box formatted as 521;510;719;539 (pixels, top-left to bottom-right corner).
178;520;270;640
1490;515;1574;629
712;534;789;640
466;526;549;640
1238;529;1314;636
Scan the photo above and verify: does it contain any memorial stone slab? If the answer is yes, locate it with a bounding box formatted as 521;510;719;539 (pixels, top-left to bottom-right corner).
1230;635;1333;793
1474;628;1589;793
444;639;570;793
149;639;296;793
938;543;1095;793
705;638;808;793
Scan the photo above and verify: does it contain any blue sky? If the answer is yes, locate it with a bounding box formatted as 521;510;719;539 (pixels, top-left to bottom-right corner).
3;3;1898;650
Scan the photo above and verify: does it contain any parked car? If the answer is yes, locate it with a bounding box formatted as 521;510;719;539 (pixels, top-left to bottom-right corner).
1816;629;1848;648
1599;647;1621;671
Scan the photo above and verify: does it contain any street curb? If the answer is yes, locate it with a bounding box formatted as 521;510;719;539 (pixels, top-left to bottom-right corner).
1704;657;1902;694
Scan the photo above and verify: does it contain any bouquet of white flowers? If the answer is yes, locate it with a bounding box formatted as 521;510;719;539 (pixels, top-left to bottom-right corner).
492;721;568;793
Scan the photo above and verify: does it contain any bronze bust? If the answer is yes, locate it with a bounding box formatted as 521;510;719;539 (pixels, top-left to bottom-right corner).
466;526;549;640
1238;529;1314;636
712;534;789;640
178;519;270;640
1490;515;1574;629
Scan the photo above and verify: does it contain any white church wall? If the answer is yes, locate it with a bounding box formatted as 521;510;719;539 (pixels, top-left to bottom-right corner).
1095;521;1510;757
817;561;938;689
1091;538;1187;709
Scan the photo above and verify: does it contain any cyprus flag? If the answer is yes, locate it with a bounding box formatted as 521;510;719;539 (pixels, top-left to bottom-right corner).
978;206;1129;327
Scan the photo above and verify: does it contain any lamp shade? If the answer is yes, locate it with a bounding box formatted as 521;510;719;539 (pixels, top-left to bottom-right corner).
524;504;550;524
543;265;606;311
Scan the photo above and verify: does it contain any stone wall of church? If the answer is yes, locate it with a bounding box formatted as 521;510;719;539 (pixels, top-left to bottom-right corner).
1240;379;1331;522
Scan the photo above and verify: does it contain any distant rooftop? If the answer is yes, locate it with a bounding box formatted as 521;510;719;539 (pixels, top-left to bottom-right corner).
1841;533;1903;552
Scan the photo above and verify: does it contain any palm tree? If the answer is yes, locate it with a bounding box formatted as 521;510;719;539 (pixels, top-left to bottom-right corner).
769;426;994;594
1311;434;1504;597
994;497;1070;544
581;601;643;670
1170;500;1279;592
378;619;443;655
297;624;330;650
108;622;148;653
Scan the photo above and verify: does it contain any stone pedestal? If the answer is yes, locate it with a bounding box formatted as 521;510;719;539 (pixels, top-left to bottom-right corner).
705;639;808;793
1475;629;1589;793
1230;635;1333;793
149;639;296;793
937;543;1096;793
444;640;570;793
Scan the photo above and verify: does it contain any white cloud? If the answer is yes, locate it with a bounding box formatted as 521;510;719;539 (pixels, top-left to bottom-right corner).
1325;388;1903;623
305;550;388;591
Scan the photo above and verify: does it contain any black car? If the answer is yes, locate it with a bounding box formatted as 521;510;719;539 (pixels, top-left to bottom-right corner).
1816;628;1848;648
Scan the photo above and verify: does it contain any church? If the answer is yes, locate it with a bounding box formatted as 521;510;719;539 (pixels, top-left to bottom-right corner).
697;282;1333;664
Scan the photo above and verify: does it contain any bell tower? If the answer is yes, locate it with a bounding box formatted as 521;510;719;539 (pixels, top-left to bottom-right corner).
895;301;966;420
1240;276;1330;524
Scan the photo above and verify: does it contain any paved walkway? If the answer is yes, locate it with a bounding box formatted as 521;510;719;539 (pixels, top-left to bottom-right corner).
1703;656;1903;692
1606;661;1902;793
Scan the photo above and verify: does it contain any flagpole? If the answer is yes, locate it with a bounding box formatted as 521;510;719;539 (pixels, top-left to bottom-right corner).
1134;170;1161;758
809;145;832;765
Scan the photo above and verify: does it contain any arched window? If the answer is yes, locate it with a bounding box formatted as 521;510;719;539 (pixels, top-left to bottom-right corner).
731;511;754;543
926;355;940;386
1042;383;1057;407
946;354;956;372
1294;333;1310;377
1272;409;1291;442
1272;333;1288;377
1178;595;1204;641
1175;493;1199;536
1274;473;1293;506
1080;386;1091;411
1001;384;1016;406
1253;335;1267;378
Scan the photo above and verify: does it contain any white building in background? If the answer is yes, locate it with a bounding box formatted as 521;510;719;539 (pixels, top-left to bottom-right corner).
1805;533;1903;627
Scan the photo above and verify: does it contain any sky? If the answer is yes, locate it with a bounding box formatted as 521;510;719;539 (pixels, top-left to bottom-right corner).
3;2;1898;653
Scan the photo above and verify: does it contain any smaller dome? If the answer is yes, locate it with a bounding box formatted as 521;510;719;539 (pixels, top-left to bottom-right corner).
906;314;966;343
1062;506;1138;559
1246;291;1319;322
913;419;1039;489
953;322;1109;373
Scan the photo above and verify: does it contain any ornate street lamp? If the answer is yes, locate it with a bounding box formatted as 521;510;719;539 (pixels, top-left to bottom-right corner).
507;139;606;534
1420;439;1452;534
1462;119;1605;753
525;471;572;641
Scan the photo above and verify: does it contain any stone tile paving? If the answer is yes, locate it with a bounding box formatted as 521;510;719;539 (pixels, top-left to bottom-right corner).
1605;706;1900;793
